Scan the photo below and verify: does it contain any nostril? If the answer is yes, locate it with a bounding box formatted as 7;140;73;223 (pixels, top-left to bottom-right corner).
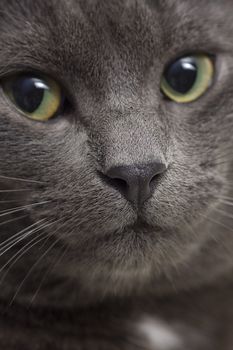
149;172;164;187
111;178;128;192
97;171;128;194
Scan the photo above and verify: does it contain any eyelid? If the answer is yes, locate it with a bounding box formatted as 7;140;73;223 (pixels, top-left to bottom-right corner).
163;52;215;72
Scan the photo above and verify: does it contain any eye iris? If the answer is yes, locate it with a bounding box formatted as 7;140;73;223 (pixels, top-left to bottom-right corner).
164;57;197;94
3;74;63;121
11;77;46;114
161;55;214;103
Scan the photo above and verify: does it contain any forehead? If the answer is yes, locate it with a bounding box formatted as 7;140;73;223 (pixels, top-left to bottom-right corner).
1;0;231;48
1;0;231;25
0;0;231;46
0;0;232;84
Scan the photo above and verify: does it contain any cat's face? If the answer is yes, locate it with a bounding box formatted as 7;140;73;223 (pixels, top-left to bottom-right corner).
0;0;233;305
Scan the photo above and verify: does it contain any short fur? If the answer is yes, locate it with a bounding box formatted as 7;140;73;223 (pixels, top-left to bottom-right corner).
0;0;233;349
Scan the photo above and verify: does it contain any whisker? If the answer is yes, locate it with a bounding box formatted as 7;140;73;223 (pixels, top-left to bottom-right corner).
0;215;27;228
38;219;69;251
30;245;68;306
183;220;199;239
214;149;233;159
216;195;233;201
0;201;51;218
212;207;233;220
10;235;64;305
221;185;233;191
0;219;46;250
214;159;233;167
0;175;44;184
213;157;233;164
0;233;49;289
199;213;233;232
218;199;233;207
0;189;31;193
0;220;49;257
0;220;60;286
0;201;51;214
0;200;21;204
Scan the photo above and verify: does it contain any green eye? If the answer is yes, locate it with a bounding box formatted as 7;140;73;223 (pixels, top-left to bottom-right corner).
161;55;214;103
2;74;64;121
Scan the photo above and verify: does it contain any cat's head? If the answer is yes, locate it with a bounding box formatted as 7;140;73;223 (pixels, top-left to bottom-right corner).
0;0;233;305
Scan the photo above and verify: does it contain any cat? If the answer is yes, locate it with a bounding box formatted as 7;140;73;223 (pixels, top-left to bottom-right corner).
0;0;233;349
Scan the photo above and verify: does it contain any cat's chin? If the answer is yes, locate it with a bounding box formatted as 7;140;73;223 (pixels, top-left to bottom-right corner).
65;222;171;287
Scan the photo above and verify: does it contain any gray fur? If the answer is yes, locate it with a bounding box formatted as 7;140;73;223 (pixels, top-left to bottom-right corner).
0;0;233;348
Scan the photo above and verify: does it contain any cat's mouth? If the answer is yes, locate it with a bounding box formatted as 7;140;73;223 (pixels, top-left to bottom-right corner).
123;219;162;236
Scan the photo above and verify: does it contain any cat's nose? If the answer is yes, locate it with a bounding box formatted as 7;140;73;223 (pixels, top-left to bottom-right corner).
105;162;167;206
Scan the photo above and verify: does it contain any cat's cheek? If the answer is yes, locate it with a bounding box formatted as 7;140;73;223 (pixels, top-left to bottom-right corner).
143;164;223;226
27;183;136;251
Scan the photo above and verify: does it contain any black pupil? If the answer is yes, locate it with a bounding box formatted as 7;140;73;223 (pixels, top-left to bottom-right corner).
12;76;46;113
164;57;198;94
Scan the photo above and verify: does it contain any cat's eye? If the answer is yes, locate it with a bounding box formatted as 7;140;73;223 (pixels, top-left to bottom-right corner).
2;74;64;121
160;55;214;103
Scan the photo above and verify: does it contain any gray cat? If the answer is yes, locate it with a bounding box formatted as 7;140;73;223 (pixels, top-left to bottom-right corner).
0;0;233;349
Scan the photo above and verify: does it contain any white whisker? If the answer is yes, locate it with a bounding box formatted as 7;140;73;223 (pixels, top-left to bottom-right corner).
0;189;30;193
0;201;51;218
218;199;233;207
0;215;27;228
0;233;49;287
0;201;51;214
212;207;233;220
183;220;199;239
0;220;49;257
0;219;46;250
0;200;20;204
199;213;233;232
0;220;60;286
10;235;64;304
0;175;44;184
30;246;68;305
38;219;69;251
216;195;233;201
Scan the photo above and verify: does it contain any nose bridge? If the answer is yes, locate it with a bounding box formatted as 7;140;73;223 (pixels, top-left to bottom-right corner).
103;116;165;171
100;112;168;206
